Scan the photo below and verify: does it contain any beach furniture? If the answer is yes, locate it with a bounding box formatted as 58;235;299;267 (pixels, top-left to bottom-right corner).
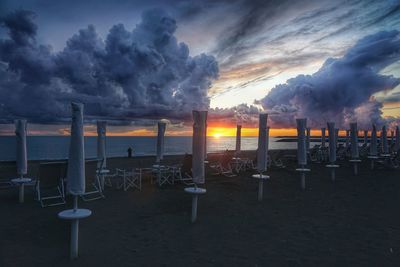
363;130;368;144
58;102;92;260
208;151;236;177
268;150;286;168
321;127;326;148
235;125;241;156
156;121;166;163
395;126;400;154
252;114;270;201
319;128;328;162
81;159;105;201
368;124;379;169
296;118;310;190
306;127;311;151
104;167;142;190
35;161;66;207
345;130;350;148
326;122;339;181
11;119;33;203
381;126;390;156
349;123;361;175
119;168;142;191
152;164;173;186
185;110;207;223
172;153;194;185
96;121;108;190
308;145;320;162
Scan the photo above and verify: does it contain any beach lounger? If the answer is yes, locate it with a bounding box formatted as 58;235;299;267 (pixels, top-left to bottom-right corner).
35;161;66;207
81;159;105;201
269;151;286;168
211;151;236;177
172;154;194;185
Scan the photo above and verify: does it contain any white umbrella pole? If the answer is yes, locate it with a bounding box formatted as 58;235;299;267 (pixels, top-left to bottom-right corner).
19;183;25;203
300;165;306;190
71;195;79;259
191;186;198;223
258;174;264;201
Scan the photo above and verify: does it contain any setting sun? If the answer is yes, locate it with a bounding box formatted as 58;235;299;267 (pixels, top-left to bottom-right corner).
213;133;222;138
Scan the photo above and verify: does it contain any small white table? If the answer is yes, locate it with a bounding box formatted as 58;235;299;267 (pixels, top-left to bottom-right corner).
326;164;339;182
184;187;206;223
295;168;310;190
58;208;92;259
11;177;32;203
252;174;270;201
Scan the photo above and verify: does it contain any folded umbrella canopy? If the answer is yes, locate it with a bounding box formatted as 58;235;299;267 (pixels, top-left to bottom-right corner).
345;130;350;148
235;125;242;155
381;125;389;155
370;124;378;156
396;126;400;153
335;128;339;147
306;127;311;151
364;130;368;144
156;121;167;163
321;128;326;148
257;114;269;172
327;122;336;163
350;123;359;159
192;111;207;184
296;118;307;166
97;121;107;168
15;119;28;177
67;103;85;195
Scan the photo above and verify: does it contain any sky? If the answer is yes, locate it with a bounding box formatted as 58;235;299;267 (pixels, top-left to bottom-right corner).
0;0;399;136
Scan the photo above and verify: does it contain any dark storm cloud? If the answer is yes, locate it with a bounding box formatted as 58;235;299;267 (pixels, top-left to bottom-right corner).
0;8;219;123
258;30;400;129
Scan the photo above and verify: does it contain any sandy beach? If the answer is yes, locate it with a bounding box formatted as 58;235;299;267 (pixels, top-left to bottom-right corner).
1;152;400;266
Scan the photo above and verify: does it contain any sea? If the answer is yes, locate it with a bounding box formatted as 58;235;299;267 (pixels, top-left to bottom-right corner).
0;136;313;161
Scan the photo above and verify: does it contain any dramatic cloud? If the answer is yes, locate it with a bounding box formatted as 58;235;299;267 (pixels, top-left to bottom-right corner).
259;30;400;129
0;8;218;123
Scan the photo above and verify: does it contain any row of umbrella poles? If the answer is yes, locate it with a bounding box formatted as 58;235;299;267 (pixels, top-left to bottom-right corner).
8;105;400;259
9;103;207;259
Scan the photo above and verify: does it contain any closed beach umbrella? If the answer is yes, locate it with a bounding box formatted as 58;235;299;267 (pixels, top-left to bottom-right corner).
235;125;242;155
67;103;85;195
345;130;350;147
350;123;359;159
97;121;107;168
156;121;167;162
296;118;307;166
59;103;91;260
391;130;395;146
321;127;326;148
370;124;378;156
15;119;28;177
306;127;311;150
381;125;389;154
335;128;339;147
257;114;268;172
364;130;368;144
327;122;336;163
192;111;207;184
395;126;400;153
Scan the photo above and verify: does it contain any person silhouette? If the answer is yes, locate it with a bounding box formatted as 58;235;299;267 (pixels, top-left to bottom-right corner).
127;147;132;158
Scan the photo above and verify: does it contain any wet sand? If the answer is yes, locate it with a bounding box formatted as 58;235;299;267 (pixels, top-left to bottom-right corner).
1;152;400;266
